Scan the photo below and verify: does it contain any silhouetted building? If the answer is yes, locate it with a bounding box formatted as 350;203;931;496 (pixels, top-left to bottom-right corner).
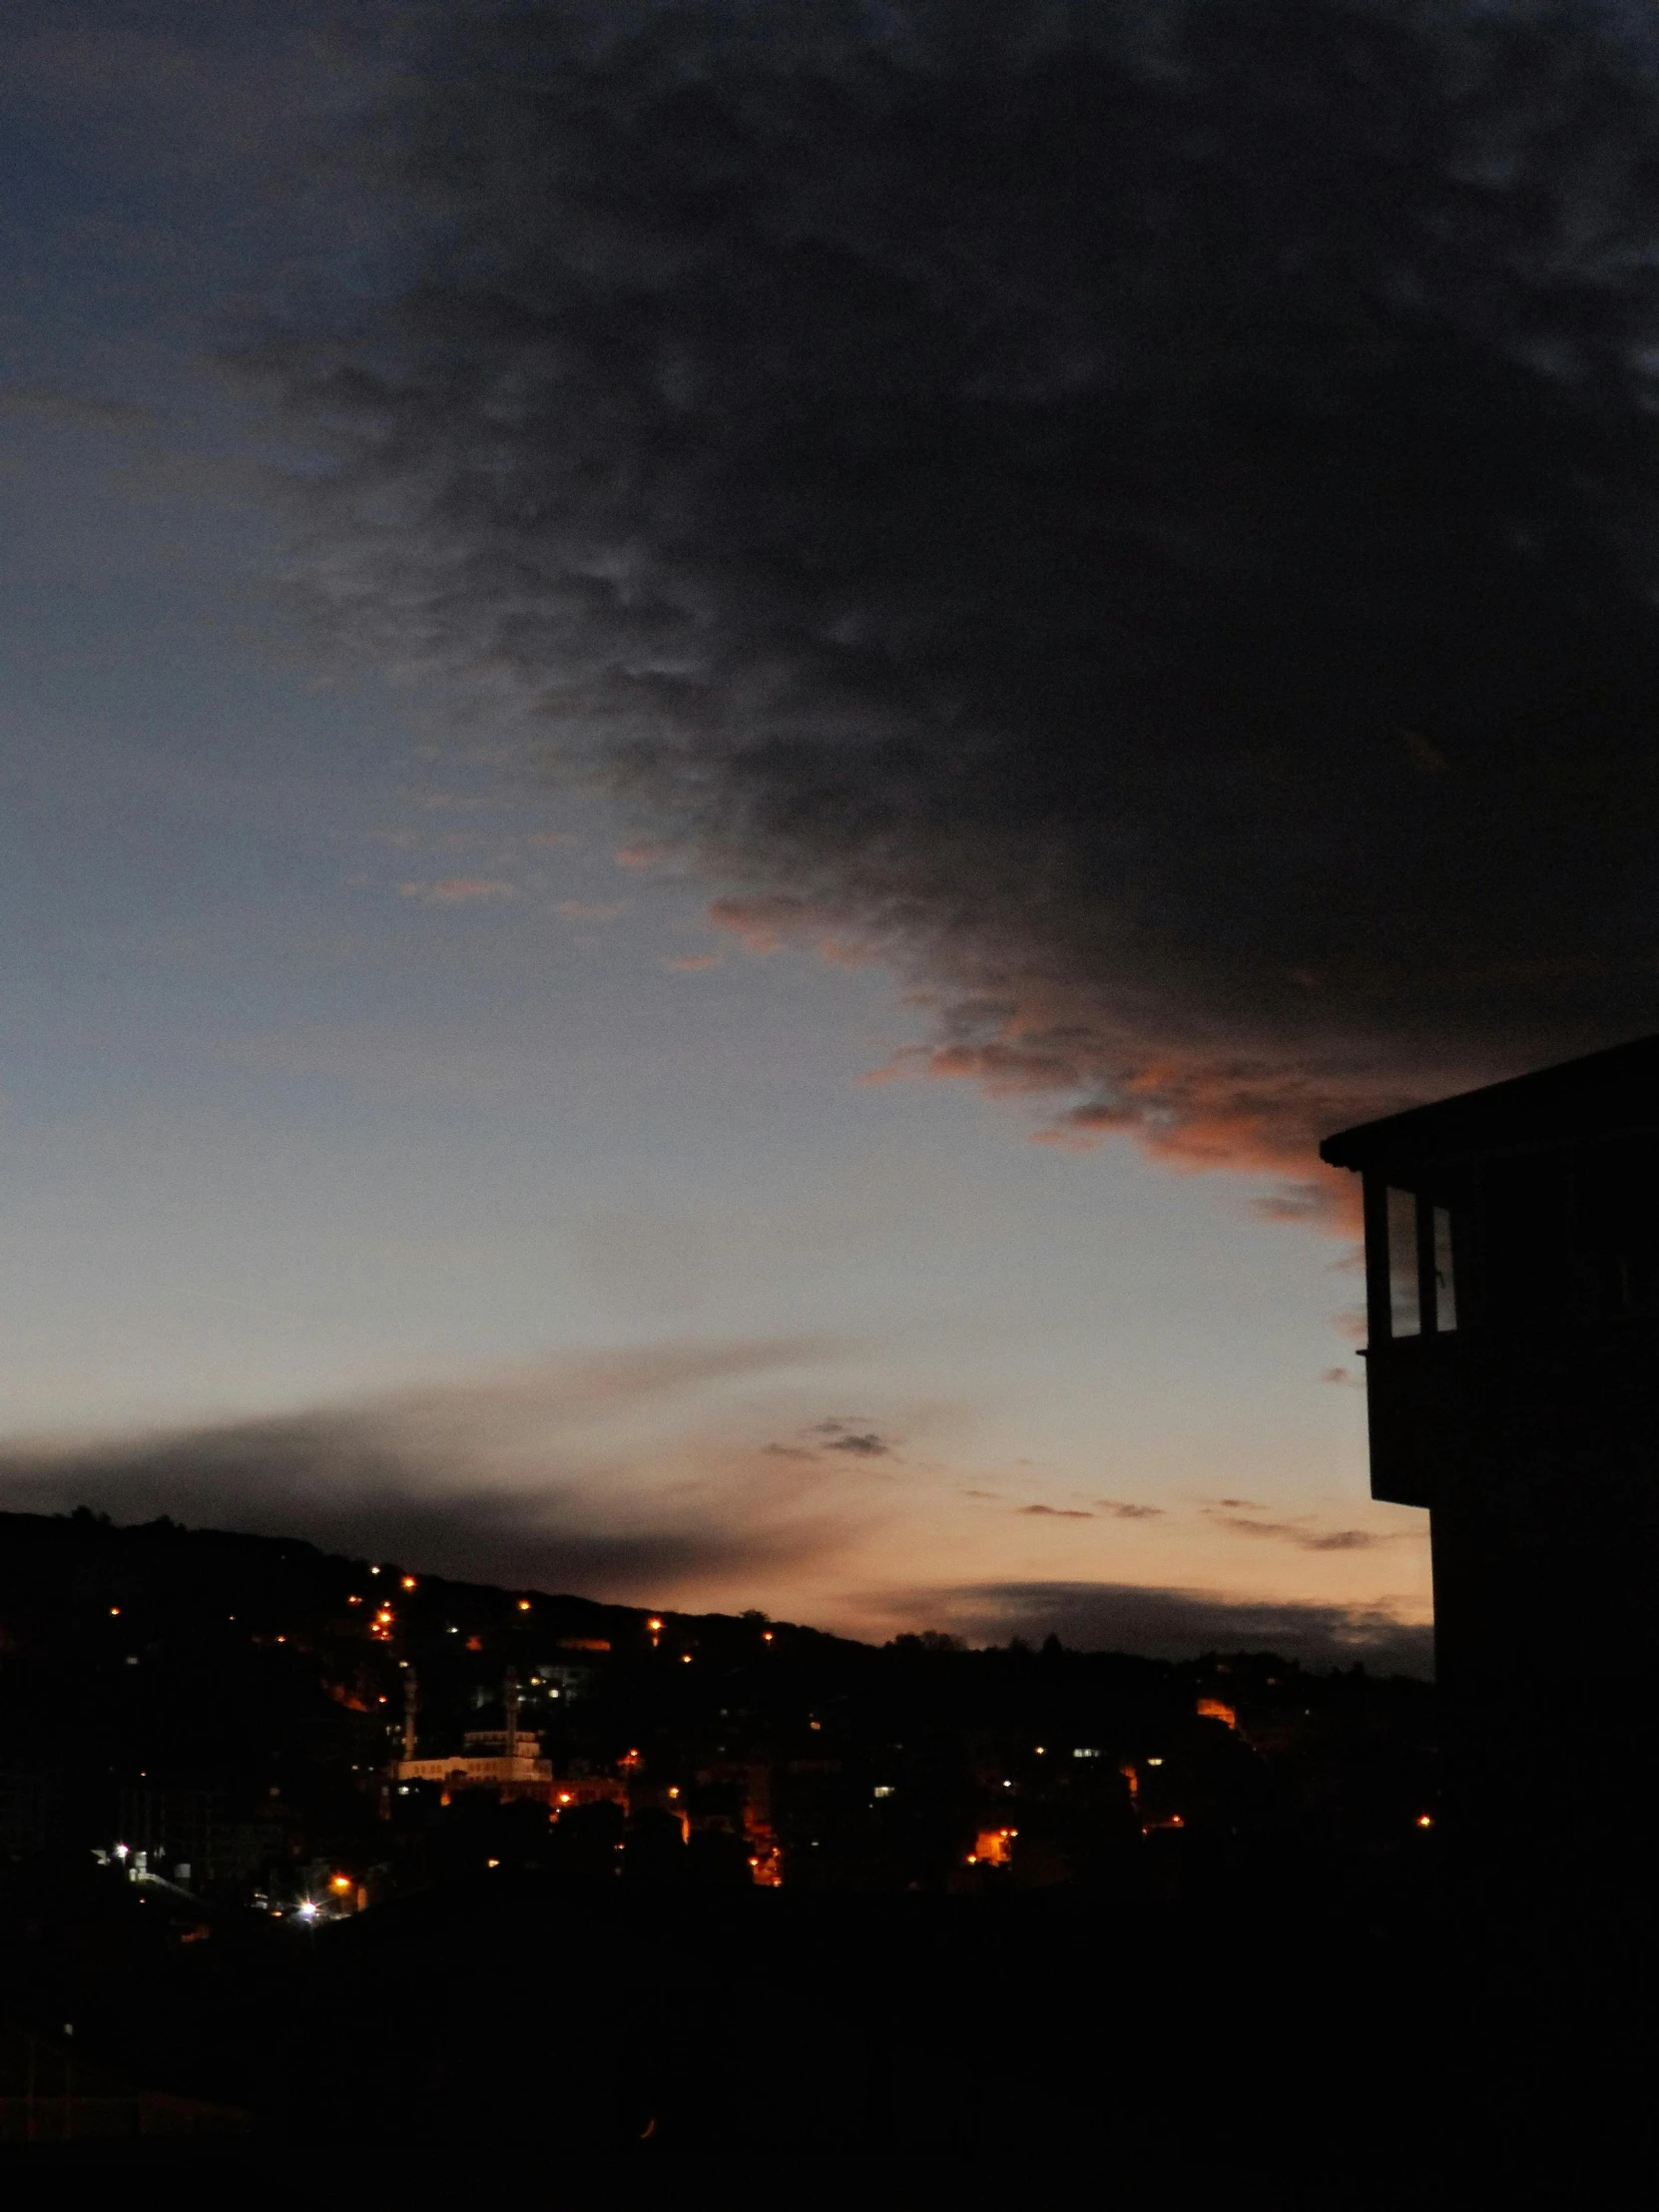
1323;1035;1659;1902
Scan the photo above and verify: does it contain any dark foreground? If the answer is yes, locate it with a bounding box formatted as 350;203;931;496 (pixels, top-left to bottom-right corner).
1;1849;1647;2170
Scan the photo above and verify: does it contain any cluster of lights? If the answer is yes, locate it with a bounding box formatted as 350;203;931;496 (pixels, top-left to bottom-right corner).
965;1827;1018;1868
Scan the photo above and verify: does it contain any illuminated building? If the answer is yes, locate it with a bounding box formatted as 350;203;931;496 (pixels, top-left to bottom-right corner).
393;1668;625;1811
1323;1035;1659;1895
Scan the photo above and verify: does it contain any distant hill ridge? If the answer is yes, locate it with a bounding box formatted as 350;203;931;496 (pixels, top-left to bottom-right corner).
0;1504;859;1657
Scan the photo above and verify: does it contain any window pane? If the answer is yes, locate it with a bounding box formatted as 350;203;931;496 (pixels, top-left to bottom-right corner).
1387;1188;1420;1337
1432;1206;1457;1333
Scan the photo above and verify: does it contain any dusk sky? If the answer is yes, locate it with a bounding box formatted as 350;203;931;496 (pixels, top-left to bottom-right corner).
7;0;1659;1671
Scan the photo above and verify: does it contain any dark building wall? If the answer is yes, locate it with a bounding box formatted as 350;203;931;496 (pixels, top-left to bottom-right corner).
1324;1040;1659;1907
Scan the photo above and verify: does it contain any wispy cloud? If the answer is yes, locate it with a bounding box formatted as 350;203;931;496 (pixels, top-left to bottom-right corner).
1204;1508;1412;1553
556;899;627;922
398;877;516;906
1018;1503;1093;1520
0;380;158;432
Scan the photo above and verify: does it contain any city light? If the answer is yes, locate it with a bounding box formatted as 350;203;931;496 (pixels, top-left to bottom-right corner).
647;1618;663;1633
330;1875;352;1893
1416;1814;1433;1829
347;1595;361;1605
401;1576;417;1591
517;1598;531;1611
109;1606;120;1616
295;1901;317;1920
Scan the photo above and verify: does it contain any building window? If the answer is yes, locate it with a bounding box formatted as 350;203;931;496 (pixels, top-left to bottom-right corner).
1386;1188;1420;1338
1432;1205;1457;1333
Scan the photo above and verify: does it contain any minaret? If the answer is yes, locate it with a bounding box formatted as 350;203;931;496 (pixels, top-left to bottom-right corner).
401;1667;418;1761
503;1667;520;1767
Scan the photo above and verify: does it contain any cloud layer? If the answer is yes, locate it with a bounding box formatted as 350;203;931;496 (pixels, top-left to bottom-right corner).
906;1579;1434;1674
0;1344;855;1599
258;0;1659;1186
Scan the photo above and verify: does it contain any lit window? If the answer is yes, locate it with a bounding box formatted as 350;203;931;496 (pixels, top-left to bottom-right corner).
1072;1747;1100;1760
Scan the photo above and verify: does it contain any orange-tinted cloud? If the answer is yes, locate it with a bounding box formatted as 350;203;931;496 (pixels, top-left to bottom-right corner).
399;877;516;906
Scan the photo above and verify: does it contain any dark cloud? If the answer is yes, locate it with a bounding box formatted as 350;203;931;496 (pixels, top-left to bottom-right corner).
0;1446;793;1595
0;1346;853;1599
906;1579;1434;1674
257;1;1659;1192
1207;1509;1398;1550
1094;1499;1165;1520
809;1418;894;1456
1018;1502;1094;1519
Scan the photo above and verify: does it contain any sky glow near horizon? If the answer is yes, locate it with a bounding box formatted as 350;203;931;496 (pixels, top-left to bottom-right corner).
30;0;1659;1669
